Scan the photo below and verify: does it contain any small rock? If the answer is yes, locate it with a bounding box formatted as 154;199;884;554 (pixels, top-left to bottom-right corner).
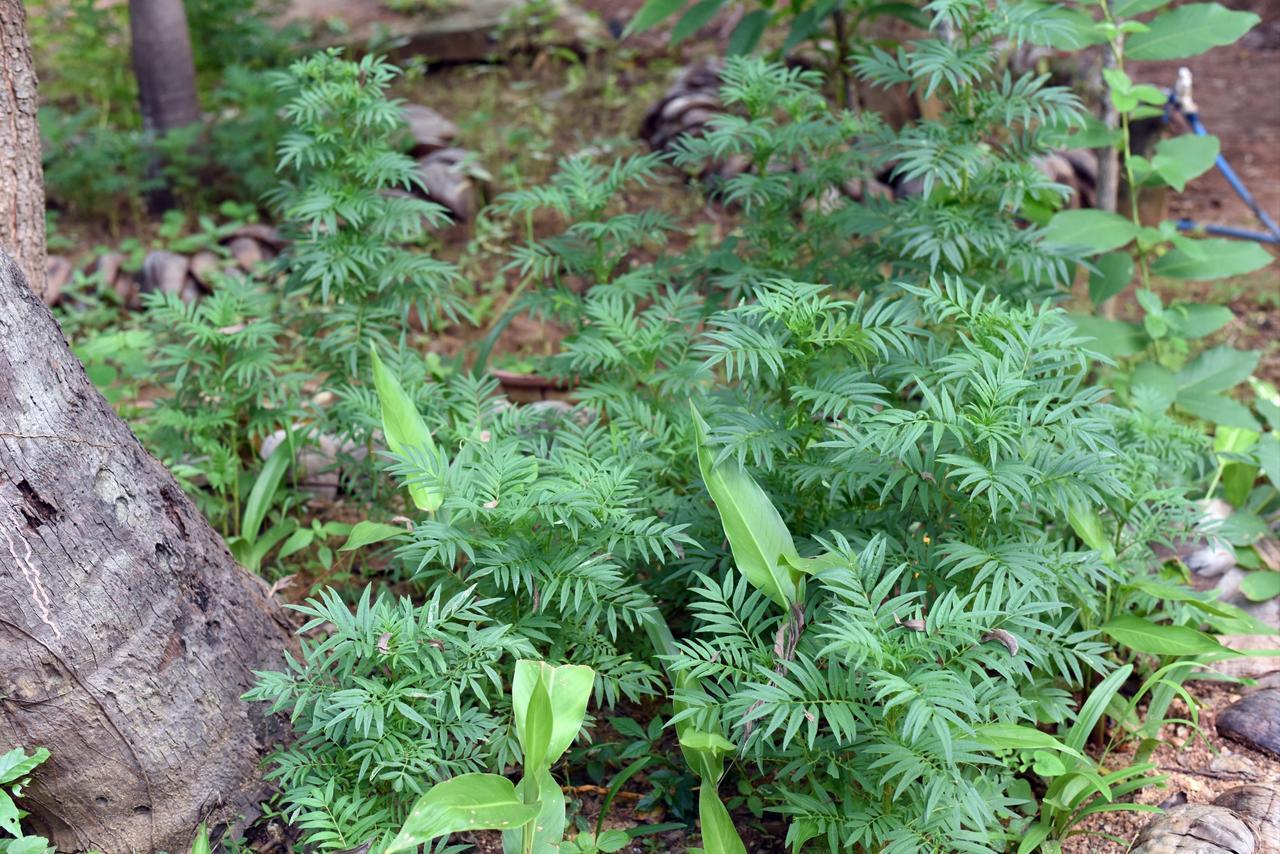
1208;751;1257;779
180;277;202;305
260;427;372;500
1217;689;1280;758
113;271;139;309
1192;635;1280;682
416;148;479;223
401;104;458;156
44;255;73;306
1186;542;1238;577
139;250;190;297
226;223;284;250
227;237;267;272
1130;803;1256;853
189;250;221;288
89;251;124;290
1212;568;1280;629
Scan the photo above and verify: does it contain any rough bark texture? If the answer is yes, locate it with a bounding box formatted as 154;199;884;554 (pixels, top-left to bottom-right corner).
128;0;201;135
0;249;293;852
0;0;46;296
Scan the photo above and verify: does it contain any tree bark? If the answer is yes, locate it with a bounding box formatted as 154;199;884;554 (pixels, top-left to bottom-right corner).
0;0;47;296
128;0;202;212
0;248;294;851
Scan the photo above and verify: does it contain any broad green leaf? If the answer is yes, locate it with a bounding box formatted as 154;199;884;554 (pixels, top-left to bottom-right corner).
691;403;801;607
370;345;444;512
698;780;748;854
1178;391;1261;430
1128;4;1260;60
1101;615;1226;656
727;9;769;54
1088;252;1134;306
671;0;723;43
339;520;408;551
1065;314;1147;358
1113;0;1171;14
1176;346;1260;398
1259;432;1280;489
784;551;848;575
1042;209;1139;253
0;748;48;785
512;661;595;766
1131;362;1176;413
627;0;687;34
1167;302;1233;339
277;526;315;559
388;773;539;852
1126;578;1242;620
679;730;736;781
1033;750;1068;776
505;769;567;854
5;836;55;854
973;724;1084;758
0;790;19;838
1241;571;1280;602
523;676;553;774
1217;426;1260;507
1150;135;1219;191
192;823;211;854
1152;238;1273;280
1217;509;1269;546
595;830;632;853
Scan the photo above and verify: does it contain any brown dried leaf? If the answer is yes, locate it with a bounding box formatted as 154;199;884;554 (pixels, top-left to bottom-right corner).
981;628;1019;655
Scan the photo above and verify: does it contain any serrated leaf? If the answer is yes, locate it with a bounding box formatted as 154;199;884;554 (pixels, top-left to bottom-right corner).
1128;3;1260;60
1043;209;1139;254
1168;302;1233;339
388;773;539;851
1152;239;1273;280
1101;615;1227;656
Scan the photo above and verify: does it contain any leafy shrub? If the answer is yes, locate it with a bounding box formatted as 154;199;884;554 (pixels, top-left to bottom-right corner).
269;49;468;383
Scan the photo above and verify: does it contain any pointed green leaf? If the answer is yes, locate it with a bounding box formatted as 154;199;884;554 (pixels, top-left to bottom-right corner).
512;661;594;766
1150;134;1219;191
1152;239;1273;280
370;345;444;512
727;9;769;54
627;0;687;34
698;779;748;854
1088;252;1134;306
1240;571;1280;602
973;724;1084;758
0;747;49;785
339;520;407;551
388;773;540;852
1128;4;1259;60
1043;209;1139;254
1101;615;1227;656
503;769;566;854
691;403;801;608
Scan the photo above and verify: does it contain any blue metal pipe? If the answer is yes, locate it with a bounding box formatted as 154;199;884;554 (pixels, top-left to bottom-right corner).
1182;110;1280;240
1175;218;1280;244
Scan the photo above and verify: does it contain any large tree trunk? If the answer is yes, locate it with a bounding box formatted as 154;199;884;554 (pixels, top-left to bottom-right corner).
0;248;294;851
0;0;46;296
128;0;202;212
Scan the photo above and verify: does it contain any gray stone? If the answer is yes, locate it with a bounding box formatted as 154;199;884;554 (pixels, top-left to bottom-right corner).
1218;690;1280;758
44;255;73;306
228;237;267;272
401;104;457;156
416;147;480;222
226;223;284;250
139;251;189;297
189;250;221;288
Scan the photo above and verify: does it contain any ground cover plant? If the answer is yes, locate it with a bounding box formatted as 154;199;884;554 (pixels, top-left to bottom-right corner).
6;0;1280;851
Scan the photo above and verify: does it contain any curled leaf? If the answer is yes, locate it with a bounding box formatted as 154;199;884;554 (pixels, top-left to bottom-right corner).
981;628;1019;655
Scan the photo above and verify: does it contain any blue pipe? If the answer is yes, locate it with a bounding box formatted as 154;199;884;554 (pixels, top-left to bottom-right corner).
1182;110;1280;241
1175;218;1280;245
